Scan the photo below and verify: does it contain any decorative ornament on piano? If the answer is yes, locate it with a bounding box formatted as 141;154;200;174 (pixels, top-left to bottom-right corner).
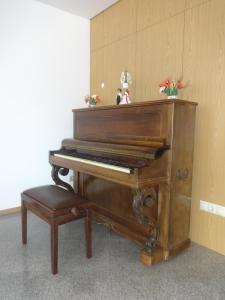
116;88;122;105
119;89;131;105
120;70;132;89
159;79;183;99
84;94;100;108
51;164;74;192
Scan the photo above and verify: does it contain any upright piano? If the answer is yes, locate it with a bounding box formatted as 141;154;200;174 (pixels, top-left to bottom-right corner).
49;99;197;265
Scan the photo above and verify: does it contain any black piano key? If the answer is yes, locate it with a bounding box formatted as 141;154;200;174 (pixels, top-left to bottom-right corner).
52;149;146;169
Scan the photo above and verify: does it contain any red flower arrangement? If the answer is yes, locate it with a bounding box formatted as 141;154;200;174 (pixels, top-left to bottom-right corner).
84;94;100;106
159;79;183;98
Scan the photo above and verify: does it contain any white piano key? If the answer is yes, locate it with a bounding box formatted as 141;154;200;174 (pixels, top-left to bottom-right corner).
54;153;131;174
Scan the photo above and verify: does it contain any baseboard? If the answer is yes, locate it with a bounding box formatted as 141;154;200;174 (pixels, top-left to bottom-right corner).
0;206;21;216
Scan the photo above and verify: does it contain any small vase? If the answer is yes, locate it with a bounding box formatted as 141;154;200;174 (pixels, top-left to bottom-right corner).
89;104;96;108
167;95;177;99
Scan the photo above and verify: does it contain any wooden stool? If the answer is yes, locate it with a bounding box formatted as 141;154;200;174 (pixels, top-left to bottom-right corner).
21;185;92;274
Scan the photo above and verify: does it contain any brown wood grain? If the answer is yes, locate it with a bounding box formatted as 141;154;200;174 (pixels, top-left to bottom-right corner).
185;0;211;9
137;0;185;31
90;0;225;256
91;12;105;51
103;34;136;105
90;49;105;101
136;13;184;101
21;186;92;274
50;100;197;264
183;0;225;255
103;0;137;45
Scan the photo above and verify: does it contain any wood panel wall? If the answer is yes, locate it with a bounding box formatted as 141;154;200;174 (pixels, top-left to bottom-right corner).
90;0;225;256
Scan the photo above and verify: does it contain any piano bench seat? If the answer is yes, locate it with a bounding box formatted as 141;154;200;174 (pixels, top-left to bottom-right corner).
21;185;92;274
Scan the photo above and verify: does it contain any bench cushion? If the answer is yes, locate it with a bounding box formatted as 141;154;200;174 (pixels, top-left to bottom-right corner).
22;185;88;211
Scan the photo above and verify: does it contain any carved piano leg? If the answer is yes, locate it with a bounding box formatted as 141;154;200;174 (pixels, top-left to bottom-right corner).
51;164;74;192
133;187;163;265
139;230;164;266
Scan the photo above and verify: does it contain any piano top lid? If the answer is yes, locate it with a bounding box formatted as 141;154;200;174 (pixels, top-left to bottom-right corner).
73;99;198;112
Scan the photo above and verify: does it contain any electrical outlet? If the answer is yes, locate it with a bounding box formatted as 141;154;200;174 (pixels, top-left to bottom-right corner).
69;175;74;182
200;200;225;218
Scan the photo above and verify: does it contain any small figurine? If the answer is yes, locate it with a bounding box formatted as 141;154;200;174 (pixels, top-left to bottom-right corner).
120;71;132;89
119;89;131;105
116;88;122;105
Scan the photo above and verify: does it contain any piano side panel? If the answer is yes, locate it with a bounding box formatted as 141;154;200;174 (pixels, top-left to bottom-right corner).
168;103;197;252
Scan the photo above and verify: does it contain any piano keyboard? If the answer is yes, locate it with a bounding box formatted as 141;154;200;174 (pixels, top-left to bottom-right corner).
54;153;132;174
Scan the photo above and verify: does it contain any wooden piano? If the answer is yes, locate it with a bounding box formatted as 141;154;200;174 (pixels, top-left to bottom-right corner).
49;99;197;265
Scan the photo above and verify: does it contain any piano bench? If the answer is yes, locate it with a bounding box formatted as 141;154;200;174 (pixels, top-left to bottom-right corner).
21;185;92;275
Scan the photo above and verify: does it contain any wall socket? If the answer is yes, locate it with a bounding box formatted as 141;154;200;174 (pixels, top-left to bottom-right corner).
200;200;225;218
69;175;74;182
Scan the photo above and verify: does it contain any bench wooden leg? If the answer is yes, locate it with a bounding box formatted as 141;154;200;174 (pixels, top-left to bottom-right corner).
51;222;58;275
21;201;27;244
85;209;92;258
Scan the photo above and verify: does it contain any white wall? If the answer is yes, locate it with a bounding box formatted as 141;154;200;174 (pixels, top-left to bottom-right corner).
0;0;90;210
